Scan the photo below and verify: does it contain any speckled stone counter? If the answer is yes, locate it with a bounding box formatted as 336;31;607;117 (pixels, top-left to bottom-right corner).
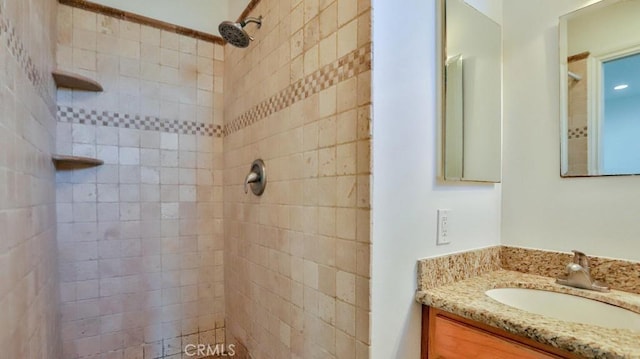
416;268;640;359
501;247;640;295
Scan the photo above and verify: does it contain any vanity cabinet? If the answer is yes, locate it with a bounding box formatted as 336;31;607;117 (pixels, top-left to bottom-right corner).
422;307;579;359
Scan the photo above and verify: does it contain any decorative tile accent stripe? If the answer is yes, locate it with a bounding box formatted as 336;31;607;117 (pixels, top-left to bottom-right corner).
57;106;223;137
568;126;588;139
223;45;372;136
0;6;56;113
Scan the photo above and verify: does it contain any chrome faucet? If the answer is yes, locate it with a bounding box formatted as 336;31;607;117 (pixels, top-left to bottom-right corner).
556;250;609;292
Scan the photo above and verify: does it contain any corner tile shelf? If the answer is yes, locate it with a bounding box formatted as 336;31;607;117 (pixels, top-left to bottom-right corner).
52;155;104;170
52;69;103;92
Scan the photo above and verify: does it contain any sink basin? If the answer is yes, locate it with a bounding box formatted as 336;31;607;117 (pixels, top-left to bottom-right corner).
485;288;640;332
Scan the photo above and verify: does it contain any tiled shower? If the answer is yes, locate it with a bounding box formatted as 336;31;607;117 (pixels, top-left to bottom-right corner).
223;0;371;357
0;0;371;358
55;5;226;358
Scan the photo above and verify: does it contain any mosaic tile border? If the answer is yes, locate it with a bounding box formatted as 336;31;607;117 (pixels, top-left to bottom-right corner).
0;5;57;113
57;105;223;137
568;126;588;139
223;45;372;136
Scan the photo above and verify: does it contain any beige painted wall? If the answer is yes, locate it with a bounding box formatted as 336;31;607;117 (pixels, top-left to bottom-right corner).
502;0;640;261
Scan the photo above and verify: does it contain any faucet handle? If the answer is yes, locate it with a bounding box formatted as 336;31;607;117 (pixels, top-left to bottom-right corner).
571;250;590;271
244;172;260;194
244;159;267;196
557;250;609;292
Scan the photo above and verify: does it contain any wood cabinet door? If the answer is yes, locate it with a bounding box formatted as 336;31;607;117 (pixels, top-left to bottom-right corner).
422;307;577;359
431;315;561;359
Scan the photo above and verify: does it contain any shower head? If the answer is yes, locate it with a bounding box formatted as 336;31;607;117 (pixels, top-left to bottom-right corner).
218;16;263;48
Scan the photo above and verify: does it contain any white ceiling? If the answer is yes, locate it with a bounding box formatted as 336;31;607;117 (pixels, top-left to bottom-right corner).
86;0;251;36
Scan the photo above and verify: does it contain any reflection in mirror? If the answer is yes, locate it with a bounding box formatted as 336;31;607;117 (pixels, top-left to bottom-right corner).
560;0;640;177
445;54;464;179
441;0;502;183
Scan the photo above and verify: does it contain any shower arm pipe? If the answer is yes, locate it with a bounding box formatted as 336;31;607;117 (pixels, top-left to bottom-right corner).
568;71;582;81
241;16;263;28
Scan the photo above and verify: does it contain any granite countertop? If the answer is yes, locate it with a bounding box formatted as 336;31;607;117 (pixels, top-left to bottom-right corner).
416;269;640;359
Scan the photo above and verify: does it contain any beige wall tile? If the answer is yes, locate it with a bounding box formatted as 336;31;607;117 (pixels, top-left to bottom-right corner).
73;7;97;31
319;85;337;118
337;19;358;58
319;33;337;66
338;0;358;27
320;2;338;39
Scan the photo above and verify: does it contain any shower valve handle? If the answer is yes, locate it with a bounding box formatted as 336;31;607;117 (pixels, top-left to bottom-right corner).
244;159;267;196
244;172;260;194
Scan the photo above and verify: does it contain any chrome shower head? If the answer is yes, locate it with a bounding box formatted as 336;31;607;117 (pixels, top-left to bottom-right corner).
218;16;263;48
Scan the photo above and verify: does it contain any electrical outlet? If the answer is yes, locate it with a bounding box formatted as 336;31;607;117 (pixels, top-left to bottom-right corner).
436;209;451;245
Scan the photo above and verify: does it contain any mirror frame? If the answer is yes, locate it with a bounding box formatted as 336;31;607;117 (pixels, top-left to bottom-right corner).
437;0;503;183
559;0;640;178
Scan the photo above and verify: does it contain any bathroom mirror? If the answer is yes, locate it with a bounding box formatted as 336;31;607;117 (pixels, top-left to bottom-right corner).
560;0;640;177
439;0;502;183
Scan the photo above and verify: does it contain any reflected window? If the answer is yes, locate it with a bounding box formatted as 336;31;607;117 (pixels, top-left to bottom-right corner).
602;52;640;175
560;0;640;177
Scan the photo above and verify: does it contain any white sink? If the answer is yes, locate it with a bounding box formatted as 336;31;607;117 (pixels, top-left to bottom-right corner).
485;288;640;332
